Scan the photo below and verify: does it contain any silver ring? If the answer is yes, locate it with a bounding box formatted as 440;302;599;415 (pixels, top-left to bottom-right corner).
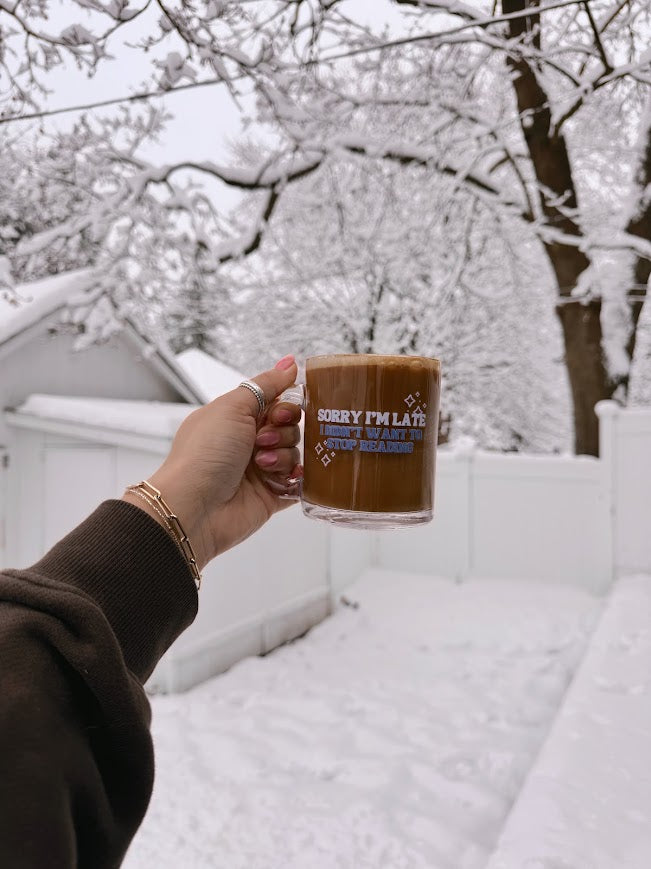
238;379;266;416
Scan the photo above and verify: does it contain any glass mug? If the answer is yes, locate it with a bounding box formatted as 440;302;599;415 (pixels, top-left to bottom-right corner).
270;354;441;529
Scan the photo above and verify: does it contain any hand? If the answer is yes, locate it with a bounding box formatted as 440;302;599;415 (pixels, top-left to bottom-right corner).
122;355;302;570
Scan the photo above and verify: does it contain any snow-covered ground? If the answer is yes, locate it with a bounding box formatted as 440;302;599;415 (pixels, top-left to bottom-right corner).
124;571;601;869
487;574;651;869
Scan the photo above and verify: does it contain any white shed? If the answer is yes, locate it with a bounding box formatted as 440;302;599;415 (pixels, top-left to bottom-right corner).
0;269;202;438
0;268;205;564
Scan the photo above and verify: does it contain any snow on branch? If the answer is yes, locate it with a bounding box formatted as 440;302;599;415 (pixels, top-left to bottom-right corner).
537;225;651;262
393;0;482;20
127;153;324;193
307;135;534;221
212;188;279;263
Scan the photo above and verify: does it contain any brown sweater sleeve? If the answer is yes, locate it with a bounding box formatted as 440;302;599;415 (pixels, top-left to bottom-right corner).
0;500;198;869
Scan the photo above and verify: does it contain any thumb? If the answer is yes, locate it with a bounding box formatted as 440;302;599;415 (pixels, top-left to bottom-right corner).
235;355;298;418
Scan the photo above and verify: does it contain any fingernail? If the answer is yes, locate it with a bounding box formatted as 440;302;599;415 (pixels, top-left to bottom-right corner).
256;430;280;447
255;450;278;468
291;463;304;479
275;354;295;371
274;408;292;423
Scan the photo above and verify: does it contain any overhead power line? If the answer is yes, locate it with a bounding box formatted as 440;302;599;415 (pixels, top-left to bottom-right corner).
0;0;607;127
0;77;225;127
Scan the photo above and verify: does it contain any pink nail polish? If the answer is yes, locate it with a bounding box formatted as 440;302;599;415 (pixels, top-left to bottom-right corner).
256;450;278;468
275;354;295;371
256;431;279;447
275;409;292;423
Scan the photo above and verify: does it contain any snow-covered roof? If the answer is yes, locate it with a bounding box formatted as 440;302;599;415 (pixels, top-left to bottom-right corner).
175;348;245;403
15;394;196;439
0;268;99;347
0;269;205;405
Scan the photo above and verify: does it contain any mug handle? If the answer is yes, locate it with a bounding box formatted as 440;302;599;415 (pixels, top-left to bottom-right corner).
263;383;305;500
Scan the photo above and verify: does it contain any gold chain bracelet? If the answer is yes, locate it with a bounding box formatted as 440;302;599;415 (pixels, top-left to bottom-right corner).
126;480;202;590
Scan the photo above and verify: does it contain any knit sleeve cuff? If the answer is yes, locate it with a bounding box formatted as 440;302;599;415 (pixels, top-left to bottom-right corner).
29;500;198;681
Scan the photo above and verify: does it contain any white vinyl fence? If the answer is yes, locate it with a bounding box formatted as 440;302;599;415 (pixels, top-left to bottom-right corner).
597;401;651;576
3;420;330;693
359;401;648;593
2;400;650;691
370;447;611;591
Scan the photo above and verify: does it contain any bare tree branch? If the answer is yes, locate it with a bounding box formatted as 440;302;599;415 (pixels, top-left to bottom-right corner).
582;0;612;73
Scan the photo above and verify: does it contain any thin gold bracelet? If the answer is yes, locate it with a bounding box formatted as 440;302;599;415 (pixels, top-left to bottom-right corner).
129;487;173;532
126;480;202;591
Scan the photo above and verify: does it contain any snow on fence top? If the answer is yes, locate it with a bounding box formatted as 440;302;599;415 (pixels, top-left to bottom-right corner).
0;268;98;348
16;394;196;439
175;348;246;403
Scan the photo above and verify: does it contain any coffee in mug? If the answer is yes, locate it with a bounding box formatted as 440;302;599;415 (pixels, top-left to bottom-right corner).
279;354;441;529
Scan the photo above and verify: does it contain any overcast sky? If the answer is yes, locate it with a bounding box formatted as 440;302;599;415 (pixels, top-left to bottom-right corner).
16;0;398;212
38;2;248;210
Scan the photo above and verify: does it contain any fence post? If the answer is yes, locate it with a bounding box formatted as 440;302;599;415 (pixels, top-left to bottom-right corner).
595;400;619;582
453;438;475;583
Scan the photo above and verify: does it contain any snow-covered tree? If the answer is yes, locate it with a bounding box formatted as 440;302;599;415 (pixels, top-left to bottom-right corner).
0;126;99;283
227;141;570;451
0;105;228;352
233;0;651;455
2;0;650;452
165;240;226;355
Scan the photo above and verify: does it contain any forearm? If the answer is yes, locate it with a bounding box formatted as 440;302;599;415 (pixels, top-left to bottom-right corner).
0;501;198;867
0;357;298;867
25;499;198;679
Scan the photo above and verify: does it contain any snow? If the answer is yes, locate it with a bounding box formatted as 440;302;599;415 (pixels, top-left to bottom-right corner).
156;52;197;89
0;268;98;348
16;394;196;438
488;574;651;869
622;93;651;226
124;570;601;869
59;24;95;45
133;152;323;192
306;134;529;218
175;348;246;403
0;254;13;291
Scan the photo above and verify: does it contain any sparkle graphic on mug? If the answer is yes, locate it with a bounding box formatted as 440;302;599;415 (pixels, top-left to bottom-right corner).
416;392;420;397
315;440;334;469
404;394;415;408
414;405;423;414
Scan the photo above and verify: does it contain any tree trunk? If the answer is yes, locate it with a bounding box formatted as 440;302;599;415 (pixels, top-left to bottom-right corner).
502;0;614;455
621;97;651;372
555;298;606;457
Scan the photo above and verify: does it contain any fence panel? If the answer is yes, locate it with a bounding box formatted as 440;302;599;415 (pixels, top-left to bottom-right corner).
472;453;610;590
598;402;651;575
376;451;471;579
375;448;611;592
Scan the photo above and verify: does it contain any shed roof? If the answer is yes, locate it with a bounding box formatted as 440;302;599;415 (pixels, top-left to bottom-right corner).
175;348;245;403
15;394;196;439
0;269;205;405
0;268;97;347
